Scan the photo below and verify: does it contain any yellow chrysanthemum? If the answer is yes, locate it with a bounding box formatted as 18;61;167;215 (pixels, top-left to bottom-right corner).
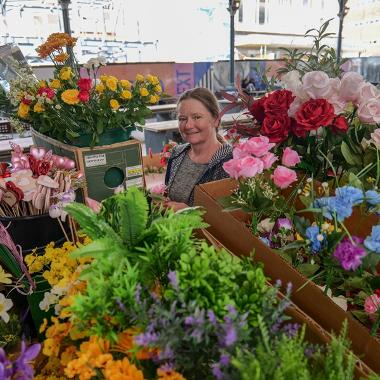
150;75;160;85
0;266;12;285
136;74;144;82
100;75;108;82
139;88;149;97
121;90;132;100
110;99;120;110
95;83;105;94
38;80;47;88
33;103;45;113
149;95;159;104
17;103;30;119
106;76;118;91
61;89;79;105
154;84;162;93
59;67;72;81
50;79;61;89
120;79;132;89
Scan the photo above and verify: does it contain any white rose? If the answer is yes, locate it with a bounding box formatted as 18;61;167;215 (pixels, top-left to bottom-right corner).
358;82;379;104
358;98;380;125
302;71;332;99
339;71;364;104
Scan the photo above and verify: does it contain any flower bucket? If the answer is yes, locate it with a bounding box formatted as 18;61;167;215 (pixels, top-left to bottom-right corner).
0;214;67;255
67;126;135;148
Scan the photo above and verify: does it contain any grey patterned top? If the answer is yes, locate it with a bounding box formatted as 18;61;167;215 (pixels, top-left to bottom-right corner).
168;153;208;205
165;143;233;206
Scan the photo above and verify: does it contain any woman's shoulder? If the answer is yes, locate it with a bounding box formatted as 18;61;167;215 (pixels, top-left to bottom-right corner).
170;143;190;158
211;143;233;163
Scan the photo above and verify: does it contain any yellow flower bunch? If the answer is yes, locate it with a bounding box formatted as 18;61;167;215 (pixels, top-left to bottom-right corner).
10;33;162;145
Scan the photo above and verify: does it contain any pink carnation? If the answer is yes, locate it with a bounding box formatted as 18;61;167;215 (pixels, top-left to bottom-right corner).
281;147;301;167
272;166;297;189
243;136;275;157
150;183;166;195
364;294;380;315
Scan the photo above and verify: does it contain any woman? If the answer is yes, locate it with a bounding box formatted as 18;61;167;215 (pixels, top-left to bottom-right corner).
164;87;233;211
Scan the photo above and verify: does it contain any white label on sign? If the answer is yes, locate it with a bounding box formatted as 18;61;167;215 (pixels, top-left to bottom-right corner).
84;153;107;167
125;177;143;187
126;165;143;177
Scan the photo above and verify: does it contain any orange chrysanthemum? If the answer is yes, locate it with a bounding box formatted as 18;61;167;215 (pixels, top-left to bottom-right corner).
36;32;77;58
103;357;145;380
157;367;186;380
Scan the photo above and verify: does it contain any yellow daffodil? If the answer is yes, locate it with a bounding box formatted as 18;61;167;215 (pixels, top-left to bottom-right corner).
33;102;45;113
106;76;118;91
121;90;132;100
110;99;120;110
120;79;131;89
0;267;12;284
96;83;105;94
154;84;162;93
149;95;159;104
61;89;80;105
59;67;72;80
50;79;61;89
17;103;30;119
0;293;13;323
136;74;144;82
139;87;149;97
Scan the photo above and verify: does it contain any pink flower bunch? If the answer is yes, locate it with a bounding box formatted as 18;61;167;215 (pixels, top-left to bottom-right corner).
364;294;380;315
282;70;380;126
223;136;299;189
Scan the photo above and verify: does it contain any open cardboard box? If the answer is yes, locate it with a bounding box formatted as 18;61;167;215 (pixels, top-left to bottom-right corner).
194;178;380;374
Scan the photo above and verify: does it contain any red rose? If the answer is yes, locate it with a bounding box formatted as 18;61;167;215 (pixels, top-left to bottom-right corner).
79;90;90;103
37;87;55;99
375;289;380;297
248;96;266;123
331;115;349;134
291;118;308;138
295;98;335;131
77;78;92;92
264;89;295;116
261;115;291;143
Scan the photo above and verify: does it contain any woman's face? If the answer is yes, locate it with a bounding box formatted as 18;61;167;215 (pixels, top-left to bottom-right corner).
177;98;218;146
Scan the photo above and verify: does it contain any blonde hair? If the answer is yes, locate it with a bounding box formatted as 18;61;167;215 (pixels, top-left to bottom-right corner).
177;87;225;143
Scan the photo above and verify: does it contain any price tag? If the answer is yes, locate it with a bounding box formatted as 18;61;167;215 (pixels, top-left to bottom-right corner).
126;165;143;177
84;154;107;168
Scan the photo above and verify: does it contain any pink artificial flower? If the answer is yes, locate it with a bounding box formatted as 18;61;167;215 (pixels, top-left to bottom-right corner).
272;166;297;189
287;97;303;118
150;183;166;195
261;152;278;169
364;294;380;315
232;143;249;159
358;98;380;125
339;72;364;104
358;82;379;104
281;147;301;167
370;128;380;149
85;197;102;214
243;136;275;157
302;71;332;99
223;157;264;179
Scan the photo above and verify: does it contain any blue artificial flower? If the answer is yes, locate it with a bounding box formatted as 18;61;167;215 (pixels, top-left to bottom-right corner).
313;196;353;222
336;186;364;205
364;225;380;254
305;225;324;253
365;190;380;206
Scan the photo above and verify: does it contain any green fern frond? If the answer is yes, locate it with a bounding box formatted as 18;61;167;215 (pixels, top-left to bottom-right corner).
70;237;123;260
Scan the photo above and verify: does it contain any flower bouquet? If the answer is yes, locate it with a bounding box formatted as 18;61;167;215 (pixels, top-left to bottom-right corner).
9;33;162;146
223;20;380;181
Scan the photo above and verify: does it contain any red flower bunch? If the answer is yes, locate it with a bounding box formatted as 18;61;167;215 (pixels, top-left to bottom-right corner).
77;78;92;103
248;89;348;143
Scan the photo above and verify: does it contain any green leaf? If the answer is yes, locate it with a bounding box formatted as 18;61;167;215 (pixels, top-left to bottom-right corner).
297;263;320;277
341;141;361;166
71;237;122;259
96;119;104;135
348;172;362;188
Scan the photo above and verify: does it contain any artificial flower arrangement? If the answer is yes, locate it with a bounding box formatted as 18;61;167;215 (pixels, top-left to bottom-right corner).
223;19;380;181
0;143;83;223
9;33;162;146
14;187;373;379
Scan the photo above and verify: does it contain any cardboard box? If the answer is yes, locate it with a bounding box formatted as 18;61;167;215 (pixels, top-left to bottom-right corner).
194;178;380;374
32;129;144;201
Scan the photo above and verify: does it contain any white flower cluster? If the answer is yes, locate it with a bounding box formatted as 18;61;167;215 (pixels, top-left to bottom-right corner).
8;69;38;106
83;56;107;70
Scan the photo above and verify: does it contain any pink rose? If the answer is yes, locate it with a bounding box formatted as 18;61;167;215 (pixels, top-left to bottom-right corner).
339;72;364;103
223;157;264;179
150;183;166;195
272;166;297;189
261;152;278;169
243;136;275;157
364;294;380;315
239;156;264;178
358;98;380;125
281;147;301;167
370;128;380;149
302;71;332;99
358;82;379;104
232;143;249;159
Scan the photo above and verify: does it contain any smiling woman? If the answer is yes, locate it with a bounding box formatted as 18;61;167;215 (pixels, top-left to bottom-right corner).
164;88;233;210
